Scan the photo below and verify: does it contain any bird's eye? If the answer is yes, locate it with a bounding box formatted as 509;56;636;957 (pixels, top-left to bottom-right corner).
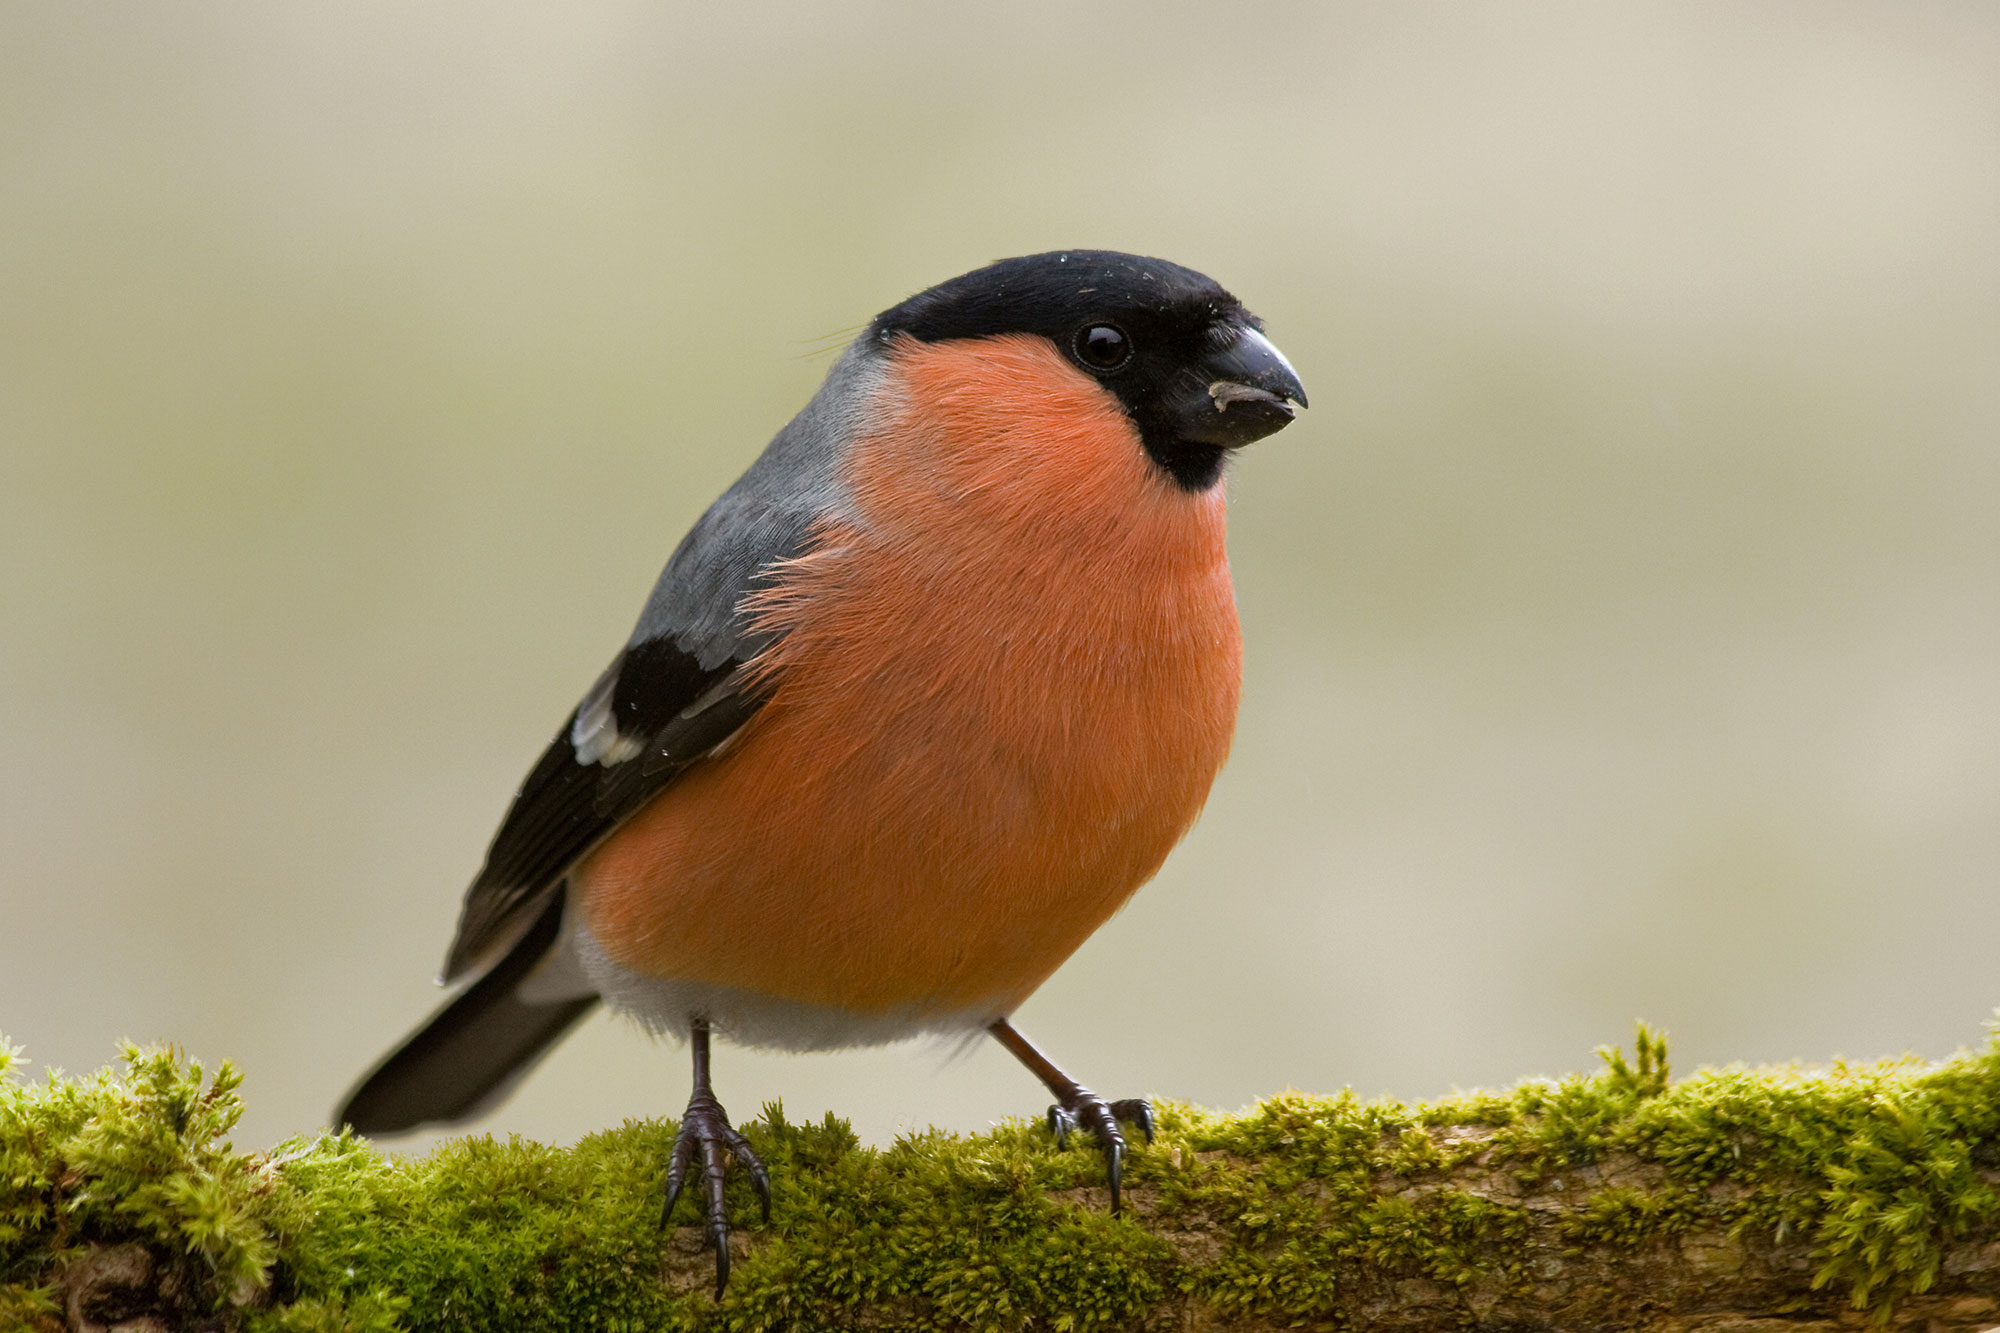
1072;323;1131;372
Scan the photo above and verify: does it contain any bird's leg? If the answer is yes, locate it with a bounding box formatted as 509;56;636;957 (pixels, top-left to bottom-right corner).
988;1018;1154;1213
661;1018;770;1296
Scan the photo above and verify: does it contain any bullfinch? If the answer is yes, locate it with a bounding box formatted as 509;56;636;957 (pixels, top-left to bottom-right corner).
337;250;1307;1292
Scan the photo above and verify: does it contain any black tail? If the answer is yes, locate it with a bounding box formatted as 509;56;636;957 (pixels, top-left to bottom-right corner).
336;892;599;1135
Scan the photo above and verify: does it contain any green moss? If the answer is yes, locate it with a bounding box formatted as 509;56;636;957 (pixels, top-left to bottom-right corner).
5;1023;2000;1329
0;1038;324;1330
1560;1184;1701;1247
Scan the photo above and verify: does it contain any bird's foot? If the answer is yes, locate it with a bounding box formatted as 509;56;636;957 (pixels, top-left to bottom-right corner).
1045;1089;1154;1213
662;1088;770;1296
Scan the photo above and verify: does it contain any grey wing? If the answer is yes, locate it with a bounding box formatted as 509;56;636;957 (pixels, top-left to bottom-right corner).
439;639;766;982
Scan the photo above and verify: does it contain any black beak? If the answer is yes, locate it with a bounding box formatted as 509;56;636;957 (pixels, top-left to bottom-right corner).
1170;325;1308;449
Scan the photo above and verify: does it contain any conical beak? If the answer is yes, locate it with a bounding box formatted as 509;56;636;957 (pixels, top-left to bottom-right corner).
1171;325;1308;449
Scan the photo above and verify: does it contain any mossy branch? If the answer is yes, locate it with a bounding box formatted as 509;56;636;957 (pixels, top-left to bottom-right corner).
7;1026;2000;1332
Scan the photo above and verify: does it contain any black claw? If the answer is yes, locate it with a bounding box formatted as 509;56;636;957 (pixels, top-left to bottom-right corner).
1041;1090;1153;1215
1111;1097;1156;1144
661;1089;769;1296
661;1126;697;1227
987;1020;1153;1218
718;1121;772;1222
702;1127;730;1295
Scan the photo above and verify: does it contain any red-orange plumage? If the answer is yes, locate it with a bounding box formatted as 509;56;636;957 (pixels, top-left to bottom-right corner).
575;332;1241;1018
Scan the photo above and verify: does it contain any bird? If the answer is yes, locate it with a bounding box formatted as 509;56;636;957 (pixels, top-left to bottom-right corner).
336;249;1306;1294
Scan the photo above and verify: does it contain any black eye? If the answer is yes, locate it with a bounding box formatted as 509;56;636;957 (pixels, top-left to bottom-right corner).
1072;323;1131;371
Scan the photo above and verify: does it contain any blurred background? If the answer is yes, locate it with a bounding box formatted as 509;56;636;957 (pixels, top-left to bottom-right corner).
3;3;1997;1155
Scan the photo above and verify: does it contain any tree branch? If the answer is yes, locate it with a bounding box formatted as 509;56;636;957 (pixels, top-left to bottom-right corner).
5;1026;2000;1331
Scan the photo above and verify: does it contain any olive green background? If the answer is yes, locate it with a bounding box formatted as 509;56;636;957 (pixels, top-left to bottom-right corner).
3;3;1996;1156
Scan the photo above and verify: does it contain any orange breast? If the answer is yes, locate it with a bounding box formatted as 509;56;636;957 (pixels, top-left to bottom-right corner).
575;333;1242;1018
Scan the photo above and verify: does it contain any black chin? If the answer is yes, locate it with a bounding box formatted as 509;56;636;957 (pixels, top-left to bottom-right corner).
1144;437;1231;492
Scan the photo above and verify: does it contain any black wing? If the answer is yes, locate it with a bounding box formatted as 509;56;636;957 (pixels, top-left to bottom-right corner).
440;636;767;981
